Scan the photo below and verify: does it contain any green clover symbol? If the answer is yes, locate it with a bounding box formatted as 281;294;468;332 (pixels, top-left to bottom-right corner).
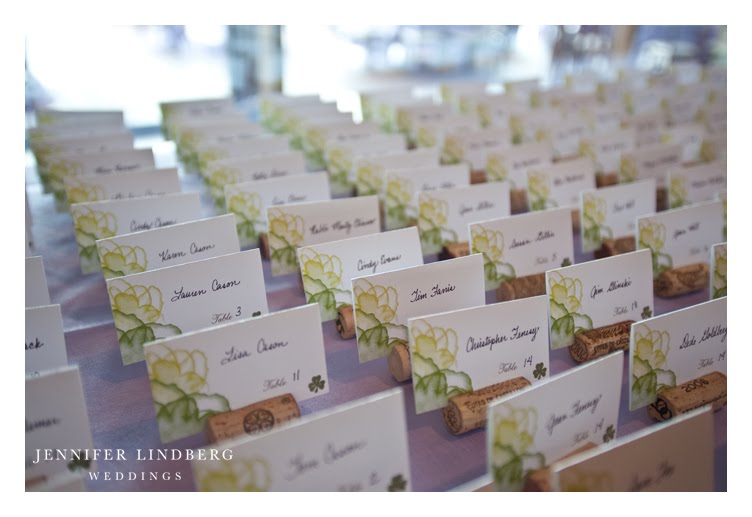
308;375;326;393
533;362;547;380
560;257;572;267
252;311;262;317
388;474;407;492
67;451;92;472
641;306;652;319
603;424;615;443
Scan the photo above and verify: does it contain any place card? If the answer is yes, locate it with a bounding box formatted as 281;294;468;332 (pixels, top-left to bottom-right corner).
267;196;380;276
580;180;656;253
106;249;268;365
301;120;380;169
26;256;50;307
668;161;726;209
662;123;705;164
619;144;682;186
409;295;550;414
629;297;726;410
63;167;181;205
412;114;479;149
636;201;725;277
324;134;406;195
395;104;453;136
191;388;411;491
383;164;471;231
504;78;540;102
711;243;727;299
475;94;527;128
551;408;713;491
259;93;322;132
526;158;597;211
584;103;624;133
353;254;485;363
71;192;203;274
487;352;623;491
297;227;424;321
25;304;68;376
484;142;554;190
26;366;95;485
509;110;561;145
623;111;665;148
443;128;512;171
160;97;236;137
546;250;654;349
174;120;264;156
195;135;291;173
469;208;575;291
354;148;439;197
144;303;327;443
580;128;636;173
417;183;511;255
225;173;331;247
36;108;124;127
96;214;241;279
205;151;307;202
548;115;591;160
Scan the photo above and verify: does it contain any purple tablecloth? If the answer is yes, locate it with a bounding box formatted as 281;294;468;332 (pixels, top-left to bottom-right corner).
26;145;726;492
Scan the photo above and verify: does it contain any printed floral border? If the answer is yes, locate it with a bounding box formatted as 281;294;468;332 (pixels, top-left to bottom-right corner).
630;323;676;410
353;278;407;362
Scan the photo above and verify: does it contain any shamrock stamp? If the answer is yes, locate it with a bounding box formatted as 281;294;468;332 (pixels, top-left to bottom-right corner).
603;424;616;443
533;362;548;380
388;474;407;492
308;375;326;393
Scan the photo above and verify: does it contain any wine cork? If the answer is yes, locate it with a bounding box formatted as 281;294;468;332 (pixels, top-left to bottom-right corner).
523;442;598;492
470;170;487;184
510;189;528;215
654;262;710;298
656;186;668;212
595;172;619;188
496;273;547;302
442;377;531;435
647;371;727;422
336;305;355;339
259;232;271;260
439;241;470;260
569;320;634;364
571;208;580;234
594;236;636;259
388;342;412;382
207;394;300;443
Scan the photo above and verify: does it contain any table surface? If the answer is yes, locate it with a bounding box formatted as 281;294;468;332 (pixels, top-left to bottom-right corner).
25;137;726;492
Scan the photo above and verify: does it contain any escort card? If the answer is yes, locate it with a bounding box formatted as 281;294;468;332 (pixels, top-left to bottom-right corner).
412;114;479;149
36;108;124;127
487;352;623;491
526;158;597;211
25;304;68;376
417;183;511;255
64;167;181;205
629;297;726;410
175;120;264;163
663;123;705;163
205;152;307;202
619;144;682;186
623;111;664;148
580;180;657;253
546;250;654;349
144;303;327;443
443;127;511;171
580;128;636;173
409;295;550;414
551;408;713;491
636;201;725;277
191;388;411;491
469;208;575;291
302;120;380;169
548;115;591;160
106;249;268;365
485;142;554;189
711;243;727;299
26;256;50;307
195;135;291;173
26;366;95;485
225;173;331;247
353;254;485;363
96;214;241;279
324;134;406;195
71;192;203;274
383;164;471;231
297;227;424;321
475;94;526;128
354;148;439;197
668;161;726;209
267;196;381;276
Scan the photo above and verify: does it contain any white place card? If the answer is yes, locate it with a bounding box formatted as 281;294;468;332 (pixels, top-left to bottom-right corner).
195;135;291;173
668;161;726;209
619;144;682;187
64;167;181;205
547;250;654;349
36;108;124;127
487;352;623;491
25;304;68;376
26;256;50;307
711;242;727;300
417;183;511;255
144;303;328;443
301;120;380;168
354;148;440;197
580;128;636;173
548;115;591;160
663;123;705;164
325;134;407;195
623;111;665;148
470;208;575;291
580;180;657;253
412;114;479;149
106;249;268;365
526;158;597;211
409;295;550;414
485;142;554;189
297;227;424;321
96;214;241;279
443;128;512;171
353;254;485;363
205;151;307;202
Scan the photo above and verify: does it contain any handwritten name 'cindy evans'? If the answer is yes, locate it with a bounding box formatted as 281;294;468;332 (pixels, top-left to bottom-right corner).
590;277;632;299
357;253;403;274
680;324;728;350
171;278;242;302
459;200;496;217
158;242;217;263
410;283;456;302
130;218;177;232
545;394;604;436
284;440;368;481
466;325;541;353
309;218;378;237
509;230;556;250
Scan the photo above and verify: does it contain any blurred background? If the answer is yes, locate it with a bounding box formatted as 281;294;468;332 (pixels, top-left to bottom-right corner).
25;25;727;128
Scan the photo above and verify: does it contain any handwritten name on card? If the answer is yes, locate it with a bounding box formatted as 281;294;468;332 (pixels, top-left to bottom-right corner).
25;305;68;376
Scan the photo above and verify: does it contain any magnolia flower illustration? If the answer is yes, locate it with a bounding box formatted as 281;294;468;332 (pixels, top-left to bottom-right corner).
631;324;676;409
227;191;264;246
396;109;412;134
471;225;516;290
669;176;688;209
509;115;525;144
559;470;615;492
66;181;104;204
491;405;545;491
527;171;553;211
619;156;639;183
478;105;492;128
325;147;354;191
713;246;727;299
415;126;438;148
356;161;383;196
354;279;407;360
418;195;457;254
109;279;182;364
441;135;464;164
268;209;305;274
207;167;240;203
638;220;673;278
411;320;472;413
196;459;271;492
486;153;509;184
146;344;230;443
299;249;350;321
579;140;596;162
98;241;147;279
73;207;117;272
385;176;414;229
196;148;223;174
582;194;611;252
304;127;328;169
548;271;593;348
